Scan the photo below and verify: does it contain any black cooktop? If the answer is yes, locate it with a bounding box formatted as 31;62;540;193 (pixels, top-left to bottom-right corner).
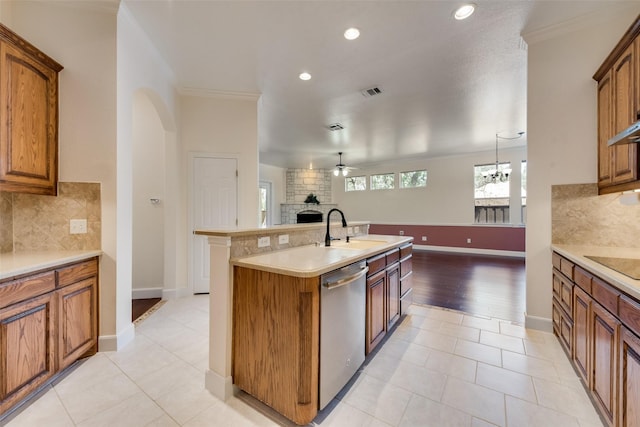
584;255;640;280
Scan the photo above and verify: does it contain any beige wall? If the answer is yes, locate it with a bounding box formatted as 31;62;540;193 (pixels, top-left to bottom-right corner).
3;2;120;339
333;147;527;224
181;95;259;228
525;5;640;329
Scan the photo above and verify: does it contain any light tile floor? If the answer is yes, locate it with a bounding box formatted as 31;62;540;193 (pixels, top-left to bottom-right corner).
4;295;604;427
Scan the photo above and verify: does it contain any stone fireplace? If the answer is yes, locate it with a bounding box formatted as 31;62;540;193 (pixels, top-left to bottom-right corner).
281;168;337;224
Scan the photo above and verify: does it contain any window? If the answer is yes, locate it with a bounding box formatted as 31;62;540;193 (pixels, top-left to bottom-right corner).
370;173;395;190
345;176;366;191
474;163;510;224
399;170;427;188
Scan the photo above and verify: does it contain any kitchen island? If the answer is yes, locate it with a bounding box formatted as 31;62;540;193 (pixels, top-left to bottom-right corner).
231;234;412;425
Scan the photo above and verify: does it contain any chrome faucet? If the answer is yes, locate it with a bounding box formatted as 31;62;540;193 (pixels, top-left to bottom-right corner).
325;208;347;246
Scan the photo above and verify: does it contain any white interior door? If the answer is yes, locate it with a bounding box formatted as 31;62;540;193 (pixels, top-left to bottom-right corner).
191;156;237;294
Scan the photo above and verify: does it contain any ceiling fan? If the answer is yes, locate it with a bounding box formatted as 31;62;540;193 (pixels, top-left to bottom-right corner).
333;152;356;176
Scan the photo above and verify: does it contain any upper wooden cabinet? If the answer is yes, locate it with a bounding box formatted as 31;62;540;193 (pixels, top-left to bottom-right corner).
594;16;640;194
0;23;63;196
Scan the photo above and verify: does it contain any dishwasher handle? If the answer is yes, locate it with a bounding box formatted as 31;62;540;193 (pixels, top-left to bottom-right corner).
322;265;369;290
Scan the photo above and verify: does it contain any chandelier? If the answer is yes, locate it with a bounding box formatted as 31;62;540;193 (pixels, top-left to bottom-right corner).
482;132;525;183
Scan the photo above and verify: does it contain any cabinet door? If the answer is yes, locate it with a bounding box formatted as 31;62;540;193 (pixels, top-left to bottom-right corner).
620;327;640;427
58;276;98;370
611;43;638;185
598;71;614;187
0;293;56;414
366;270;386;355
386;263;400;330
574;286;591;383
591;302;620;427
0;40;59;195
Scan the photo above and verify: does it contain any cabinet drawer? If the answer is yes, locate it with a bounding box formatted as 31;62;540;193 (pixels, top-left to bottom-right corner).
400;255;412;278
367;253;386;276
385;248;400;265
574;266;592;294
560;257;575;280
0;271;55;309
592;277;619;315
552;252;562;270
399;244;412;260
57;258;98;288
400;272;412;296
620;295;640;337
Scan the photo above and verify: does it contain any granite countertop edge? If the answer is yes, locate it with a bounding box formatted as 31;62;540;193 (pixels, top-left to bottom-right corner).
0;250;103;281
551;244;640;300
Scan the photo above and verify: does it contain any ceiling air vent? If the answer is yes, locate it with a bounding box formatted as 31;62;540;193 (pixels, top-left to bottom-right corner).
327;123;344;131
361;86;383;98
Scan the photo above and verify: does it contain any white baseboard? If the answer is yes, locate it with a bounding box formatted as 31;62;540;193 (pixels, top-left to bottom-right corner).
162;287;191;299
413;244;525;258
525;314;553;332
132;287;163;299
98;322;135;352
205;369;234;401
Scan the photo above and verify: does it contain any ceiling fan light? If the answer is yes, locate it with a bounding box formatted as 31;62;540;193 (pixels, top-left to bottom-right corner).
333;169;340;176
342;169;348;177
454;3;476;20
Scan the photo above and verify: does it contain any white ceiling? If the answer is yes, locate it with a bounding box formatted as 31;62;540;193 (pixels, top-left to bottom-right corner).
123;0;630;170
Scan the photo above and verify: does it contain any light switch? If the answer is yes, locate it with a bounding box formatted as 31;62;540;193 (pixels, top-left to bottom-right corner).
258;236;270;248
278;234;289;244
70;219;87;234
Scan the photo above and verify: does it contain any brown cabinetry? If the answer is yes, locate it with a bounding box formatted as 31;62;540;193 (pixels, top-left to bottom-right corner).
233;266;319;425
0;257;98;418
552;254;574;355
551;251;640;427
0;23;63;195
594;16;640;194
620;327;640;427
366;244;412;355
591;302;620;426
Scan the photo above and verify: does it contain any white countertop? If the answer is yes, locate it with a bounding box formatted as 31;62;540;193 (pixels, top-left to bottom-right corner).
0;250;102;281
232;234;413;277
552;244;640;300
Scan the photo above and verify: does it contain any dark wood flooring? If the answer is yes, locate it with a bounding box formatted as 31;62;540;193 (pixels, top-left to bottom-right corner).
132;298;161;322
411;250;526;323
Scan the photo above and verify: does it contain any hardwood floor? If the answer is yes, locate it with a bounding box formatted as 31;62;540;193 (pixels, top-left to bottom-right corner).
411;250;526;323
132;298;161;322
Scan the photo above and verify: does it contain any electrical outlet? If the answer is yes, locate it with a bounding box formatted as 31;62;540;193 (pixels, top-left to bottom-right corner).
70;219;87;234
258;236;270;248
467;238;472;244
354;227;360;234
278;234;289;244
347;227;353;235
421;236;427;241
399;230;405;236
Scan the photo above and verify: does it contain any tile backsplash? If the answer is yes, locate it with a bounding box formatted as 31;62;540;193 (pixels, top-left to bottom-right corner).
1;182;101;253
552;183;640;247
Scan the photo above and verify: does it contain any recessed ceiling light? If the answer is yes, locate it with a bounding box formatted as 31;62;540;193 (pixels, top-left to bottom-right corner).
299;72;311;81
454;3;476;20
344;27;360;40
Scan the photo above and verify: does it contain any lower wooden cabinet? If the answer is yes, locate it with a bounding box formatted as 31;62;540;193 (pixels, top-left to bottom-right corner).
574;286;591;383
620;327;640;427
366;269;386;355
386;262;400;330
0;257;98;418
592;301;620;427
0;292;56;415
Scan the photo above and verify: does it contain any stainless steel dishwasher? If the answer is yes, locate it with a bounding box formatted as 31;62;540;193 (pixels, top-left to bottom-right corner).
319;260;368;409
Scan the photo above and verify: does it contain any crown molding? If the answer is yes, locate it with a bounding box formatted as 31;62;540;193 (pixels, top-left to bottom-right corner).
178;87;261;101
522;4;637;45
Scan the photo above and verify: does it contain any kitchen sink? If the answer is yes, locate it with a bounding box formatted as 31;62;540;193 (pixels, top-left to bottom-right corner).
329;239;388;250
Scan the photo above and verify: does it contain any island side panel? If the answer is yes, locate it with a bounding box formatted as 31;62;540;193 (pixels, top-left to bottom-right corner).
232;266;320;425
